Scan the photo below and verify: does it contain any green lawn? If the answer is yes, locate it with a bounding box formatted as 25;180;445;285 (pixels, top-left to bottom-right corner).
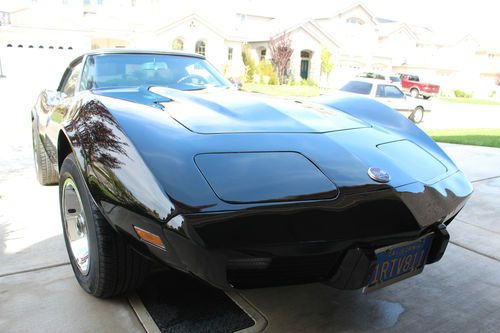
426;128;500;148
242;83;323;97
438;97;500;106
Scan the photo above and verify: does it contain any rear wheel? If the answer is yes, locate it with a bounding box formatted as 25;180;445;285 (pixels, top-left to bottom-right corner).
32;127;58;185
410;88;419;98
410;106;424;124
60;154;150;298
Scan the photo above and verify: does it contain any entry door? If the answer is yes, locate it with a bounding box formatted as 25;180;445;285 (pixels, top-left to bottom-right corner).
300;60;309;80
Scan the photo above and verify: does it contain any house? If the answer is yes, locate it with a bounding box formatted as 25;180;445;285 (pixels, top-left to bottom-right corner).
1;0;498;96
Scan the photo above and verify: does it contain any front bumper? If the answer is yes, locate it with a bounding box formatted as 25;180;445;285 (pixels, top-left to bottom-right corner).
150;171;471;290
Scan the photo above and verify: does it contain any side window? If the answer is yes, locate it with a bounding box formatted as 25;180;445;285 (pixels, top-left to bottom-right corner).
80;56;96;91
60;61;83;97
384;85;405;98
375;85;384;97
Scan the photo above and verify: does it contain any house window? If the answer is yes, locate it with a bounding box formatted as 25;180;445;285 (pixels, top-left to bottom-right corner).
228;47;233;61
172;38;184;51
195;40;206;56
260;49;266;61
238;14;247;22
0;11;10;26
346;17;364;25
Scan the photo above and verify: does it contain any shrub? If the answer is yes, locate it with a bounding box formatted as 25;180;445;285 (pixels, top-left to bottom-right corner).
256;60;278;85
454;89;472;98
300;79;318;87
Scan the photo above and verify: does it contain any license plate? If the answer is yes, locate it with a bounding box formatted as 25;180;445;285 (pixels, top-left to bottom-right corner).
363;233;434;293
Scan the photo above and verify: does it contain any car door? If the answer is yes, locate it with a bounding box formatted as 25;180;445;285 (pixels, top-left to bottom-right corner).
375;84;409;112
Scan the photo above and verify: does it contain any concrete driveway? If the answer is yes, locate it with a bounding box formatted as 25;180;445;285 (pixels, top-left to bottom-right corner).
1;75;499;332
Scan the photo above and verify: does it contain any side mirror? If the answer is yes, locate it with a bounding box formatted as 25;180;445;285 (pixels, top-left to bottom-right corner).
45;90;66;107
228;77;243;90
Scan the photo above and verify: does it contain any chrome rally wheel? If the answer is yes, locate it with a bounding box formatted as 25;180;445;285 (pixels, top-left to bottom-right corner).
62;178;90;275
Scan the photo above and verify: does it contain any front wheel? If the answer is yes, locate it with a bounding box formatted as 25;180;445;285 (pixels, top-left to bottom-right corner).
410;106;424;124
32;127;58;185
59;154;150;298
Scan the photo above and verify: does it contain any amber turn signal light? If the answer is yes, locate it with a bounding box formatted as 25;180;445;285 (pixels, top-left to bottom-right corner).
133;226;166;250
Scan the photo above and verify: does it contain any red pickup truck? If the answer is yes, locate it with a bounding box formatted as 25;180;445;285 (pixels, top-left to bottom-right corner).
400;74;440;99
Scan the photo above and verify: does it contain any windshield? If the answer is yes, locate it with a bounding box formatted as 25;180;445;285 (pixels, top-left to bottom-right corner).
80;53;231;91
340;81;373;95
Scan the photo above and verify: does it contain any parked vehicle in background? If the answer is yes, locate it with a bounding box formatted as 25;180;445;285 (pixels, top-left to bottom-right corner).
357;72;402;88
387;74;401;88
339;79;428;123
400;74;440;99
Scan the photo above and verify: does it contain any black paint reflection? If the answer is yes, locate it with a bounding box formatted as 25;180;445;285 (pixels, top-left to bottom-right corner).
75;100;128;169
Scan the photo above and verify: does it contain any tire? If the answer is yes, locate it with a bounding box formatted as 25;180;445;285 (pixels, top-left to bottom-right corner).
410;88;419;98
32;127;58;185
410;106;424;124
59;154;150;298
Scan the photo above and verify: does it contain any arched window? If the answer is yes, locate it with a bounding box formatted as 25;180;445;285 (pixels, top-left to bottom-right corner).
300;50;311;59
68;46;73;50
172;38;184;51
346;17;364;25
58;46;63;49
49;46;54;49
195;40;206;56
6;44;12;47
39;45;44;49
17;44;23;48
28;45;33;48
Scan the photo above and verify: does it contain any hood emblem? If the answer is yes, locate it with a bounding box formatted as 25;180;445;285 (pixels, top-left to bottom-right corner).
368;167;390;183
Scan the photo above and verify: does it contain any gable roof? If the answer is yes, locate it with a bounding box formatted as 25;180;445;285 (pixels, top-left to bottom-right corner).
317;1;379;25
155;13;236;41
379;22;419;42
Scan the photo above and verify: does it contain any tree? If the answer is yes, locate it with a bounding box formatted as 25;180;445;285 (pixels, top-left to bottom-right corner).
269;32;293;84
320;48;334;81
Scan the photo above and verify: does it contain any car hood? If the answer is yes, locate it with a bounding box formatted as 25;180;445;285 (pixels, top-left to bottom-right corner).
148;87;370;134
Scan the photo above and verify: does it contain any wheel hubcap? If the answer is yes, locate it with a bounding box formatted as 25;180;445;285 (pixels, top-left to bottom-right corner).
62;178;90;275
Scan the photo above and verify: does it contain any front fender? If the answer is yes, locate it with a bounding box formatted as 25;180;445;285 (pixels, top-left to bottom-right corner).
64;96;176;229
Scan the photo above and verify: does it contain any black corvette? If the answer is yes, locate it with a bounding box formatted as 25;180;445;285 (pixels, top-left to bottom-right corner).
32;50;472;297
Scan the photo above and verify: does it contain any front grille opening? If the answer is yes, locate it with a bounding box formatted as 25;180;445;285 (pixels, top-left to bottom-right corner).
227;252;342;289
194;200;419;249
